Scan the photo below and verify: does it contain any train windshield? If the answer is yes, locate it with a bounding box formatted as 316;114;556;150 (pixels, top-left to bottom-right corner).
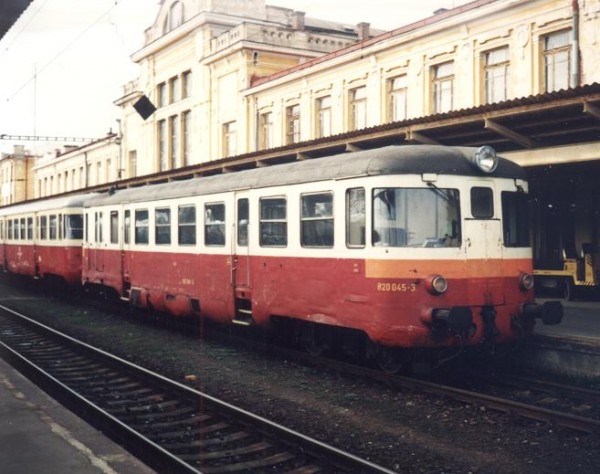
372;188;460;247
65;214;84;240
502;191;530;247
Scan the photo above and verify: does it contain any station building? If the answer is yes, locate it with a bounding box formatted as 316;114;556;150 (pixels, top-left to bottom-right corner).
27;0;600;274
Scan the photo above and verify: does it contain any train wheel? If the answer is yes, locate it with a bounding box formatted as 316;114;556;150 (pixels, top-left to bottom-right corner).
299;323;328;356
373;346;410;374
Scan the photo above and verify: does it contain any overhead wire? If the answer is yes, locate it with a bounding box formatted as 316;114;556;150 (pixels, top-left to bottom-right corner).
5;0;123;103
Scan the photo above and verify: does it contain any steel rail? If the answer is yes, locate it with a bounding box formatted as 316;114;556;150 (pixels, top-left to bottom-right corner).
0;303;396;473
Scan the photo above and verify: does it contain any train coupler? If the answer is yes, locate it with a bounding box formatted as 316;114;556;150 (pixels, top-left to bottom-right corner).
522;301;563;326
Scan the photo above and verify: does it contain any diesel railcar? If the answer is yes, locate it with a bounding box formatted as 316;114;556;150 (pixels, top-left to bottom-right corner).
77;145;561;371
0;194;95;286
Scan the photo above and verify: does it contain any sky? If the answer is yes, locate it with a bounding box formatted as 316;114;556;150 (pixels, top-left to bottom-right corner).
0;0;471;155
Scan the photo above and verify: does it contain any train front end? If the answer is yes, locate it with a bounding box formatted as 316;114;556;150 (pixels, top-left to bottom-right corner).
363;146;562;360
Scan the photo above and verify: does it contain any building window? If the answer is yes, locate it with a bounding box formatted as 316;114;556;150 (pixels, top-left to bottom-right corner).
157;82;167;107
223;121;237;157
285;105;300;144
182;71;191;98
182;111;191;166
129;150;137;178
389;76;408;122
260;197;287;247
301;193;334;248
316;96;332;138
349;86;367;131
433;61;454;113
178;205;196;245
205;203;225;246
158;120;167;171
169;115;179;168
543;30;571;92
169;76;180;103
259;112;273;149
155;208;171;245
484;47;510;103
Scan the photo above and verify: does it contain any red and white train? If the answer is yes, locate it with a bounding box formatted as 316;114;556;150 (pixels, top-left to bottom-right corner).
0;145;561;371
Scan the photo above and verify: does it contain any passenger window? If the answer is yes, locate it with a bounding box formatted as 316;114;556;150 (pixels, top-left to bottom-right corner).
301;192;333;248
124;210;130;244
20;218;26;240
346;188;365;248
205;203;225;246
66;215;84;240
178;205;196;245
110;211;119;244
94;212;103;242
27;218;33;240
237;198;249;247
49;215;57;240
135;209;149;244
260;197;287;247
471;187;493;219
155;208;171;245
40;216;47;240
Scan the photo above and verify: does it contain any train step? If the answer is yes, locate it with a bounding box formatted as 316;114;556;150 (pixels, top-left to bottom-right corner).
233;308;253;326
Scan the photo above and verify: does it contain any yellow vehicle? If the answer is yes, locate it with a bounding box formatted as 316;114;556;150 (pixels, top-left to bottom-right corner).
534;244;598;300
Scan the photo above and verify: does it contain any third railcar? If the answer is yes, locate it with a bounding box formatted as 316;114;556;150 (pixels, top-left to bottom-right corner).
79;145;561;370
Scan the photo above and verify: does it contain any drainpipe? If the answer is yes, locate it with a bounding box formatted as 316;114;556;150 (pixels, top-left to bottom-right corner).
571;0;580;88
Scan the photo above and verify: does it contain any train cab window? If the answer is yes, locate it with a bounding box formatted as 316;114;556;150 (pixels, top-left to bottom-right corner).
110;211;119;244
502;191;530;247
65;215;83;240
49;215;57;240
27;218;33;240
178;205;196;245
205;203;225;246
301;192;333;248
237;199;248;247
471;187;493;219
124;210;131;244
155;208;171;245
260;197;287;247
135;210;149;245
346;188;365;247
372;188;460;247
40;216;47;240
94;212;103;243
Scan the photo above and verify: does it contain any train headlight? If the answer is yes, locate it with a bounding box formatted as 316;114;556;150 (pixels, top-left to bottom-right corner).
426;274;448;295
519;272;535;291
472;146;498;173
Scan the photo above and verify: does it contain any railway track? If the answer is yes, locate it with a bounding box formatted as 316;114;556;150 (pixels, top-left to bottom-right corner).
0;304;395;474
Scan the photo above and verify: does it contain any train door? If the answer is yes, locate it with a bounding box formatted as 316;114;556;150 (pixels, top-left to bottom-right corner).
120;208;132;298
231;193;253;325
463;181;505;304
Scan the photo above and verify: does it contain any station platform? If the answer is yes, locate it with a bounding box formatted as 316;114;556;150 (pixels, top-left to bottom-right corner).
535;298;600;342
0;357;153;474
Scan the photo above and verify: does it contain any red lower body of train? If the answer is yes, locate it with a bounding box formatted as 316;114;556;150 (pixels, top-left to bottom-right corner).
82;247;561;355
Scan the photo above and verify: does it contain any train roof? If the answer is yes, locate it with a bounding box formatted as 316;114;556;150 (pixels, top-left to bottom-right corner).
0;192;99;216
85;145;527;207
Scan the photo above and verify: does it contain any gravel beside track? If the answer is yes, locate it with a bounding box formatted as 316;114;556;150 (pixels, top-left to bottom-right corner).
1;279;598;473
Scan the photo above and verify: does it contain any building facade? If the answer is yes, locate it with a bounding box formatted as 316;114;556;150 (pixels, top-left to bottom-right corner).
33;134;120;198
0;145;35;205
